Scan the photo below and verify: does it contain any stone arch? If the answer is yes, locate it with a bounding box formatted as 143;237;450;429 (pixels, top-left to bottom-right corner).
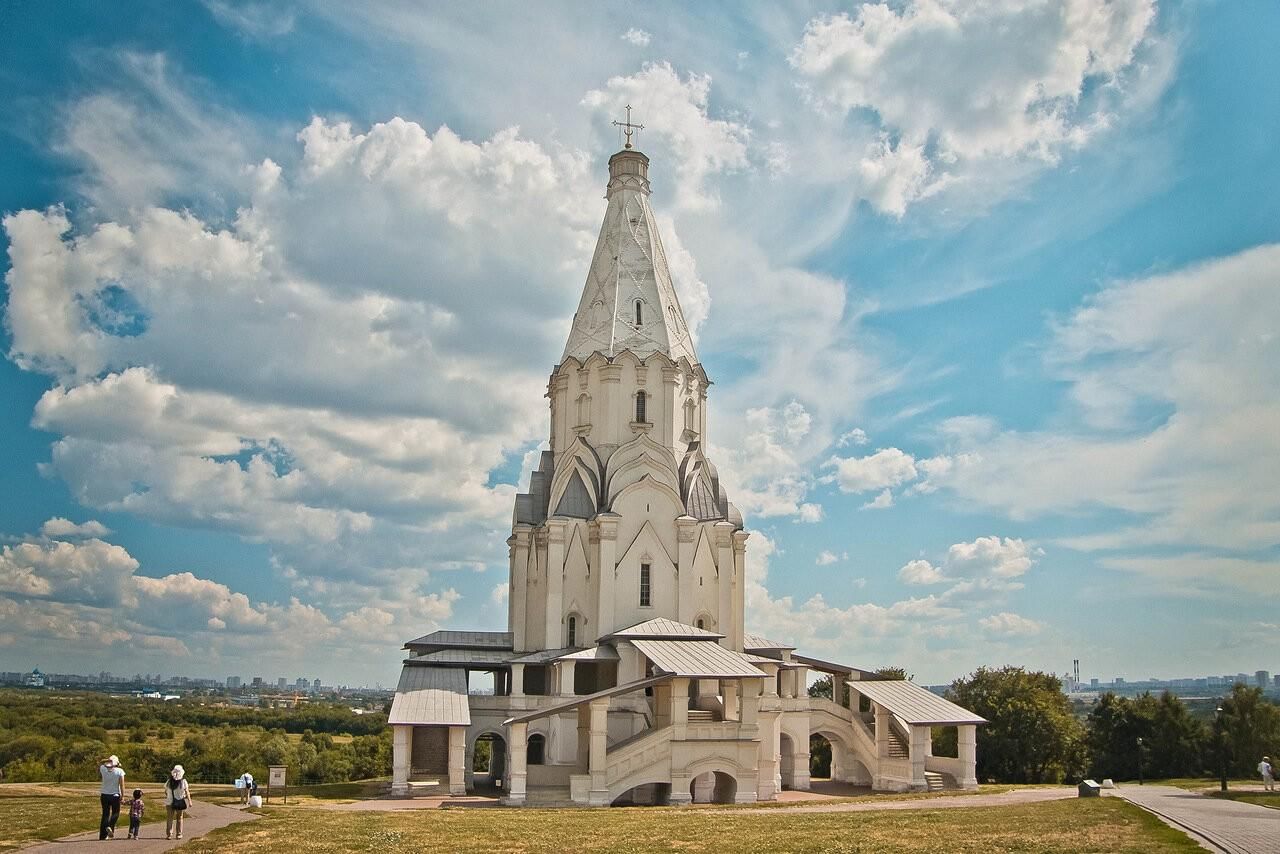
604;433;681;505
467;730;507;792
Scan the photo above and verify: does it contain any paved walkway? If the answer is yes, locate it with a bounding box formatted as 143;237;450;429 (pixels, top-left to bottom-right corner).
21;802;256;852
709;787;1076;815
1112;785;1280;854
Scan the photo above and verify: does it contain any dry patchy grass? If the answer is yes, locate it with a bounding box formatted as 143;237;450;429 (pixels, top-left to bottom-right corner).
177;797;1199;854
0;784;169;851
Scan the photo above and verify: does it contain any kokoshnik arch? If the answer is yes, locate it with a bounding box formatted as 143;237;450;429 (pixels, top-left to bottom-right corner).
388;137;986;806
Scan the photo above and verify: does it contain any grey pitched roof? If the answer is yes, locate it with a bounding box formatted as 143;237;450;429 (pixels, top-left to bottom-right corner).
558;645;620;662
407;649;513;667
791;653;878;679
847;679;987;726
602;617;723;642
404;630;513;650
388;666;470;726
509;647;575;665
504;675;667;726
743;632;795;652
630;639;765;678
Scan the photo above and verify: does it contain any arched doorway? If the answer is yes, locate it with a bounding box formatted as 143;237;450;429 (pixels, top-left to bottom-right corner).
779;733;795;790
470;732;506;792
526;733;546;766
611;782;672;806
687;769;739;804
810;732;833;780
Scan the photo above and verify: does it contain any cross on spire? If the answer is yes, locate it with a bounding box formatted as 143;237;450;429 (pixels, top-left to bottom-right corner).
612;105;644;150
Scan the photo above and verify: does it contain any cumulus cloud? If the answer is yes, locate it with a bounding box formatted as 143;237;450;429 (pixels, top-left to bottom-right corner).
826;447;917;493
40;518;112;539
979;611;1044;638
898;559;944;586
815;550;840;566
621;28;651;47
791;0;1160;209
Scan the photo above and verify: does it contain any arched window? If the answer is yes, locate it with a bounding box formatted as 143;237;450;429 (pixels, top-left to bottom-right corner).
576;393;591;426
567;615;577;648
684;398;696;432
635;300;643;325
639;562;652;607
695;617;705;630
635;390;647;423
527;733;546;765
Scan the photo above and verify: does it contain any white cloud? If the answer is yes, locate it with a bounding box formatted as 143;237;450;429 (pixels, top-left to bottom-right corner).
490;582;509;607
815;550;839;566
621;28;651;47
862;489;894;510
946;536;1035;580
796;503;825;523
39;518;112;539
837;428;869;447
826;447;918;493
898;559;944;586
979;611;1044;638
203;0;296;38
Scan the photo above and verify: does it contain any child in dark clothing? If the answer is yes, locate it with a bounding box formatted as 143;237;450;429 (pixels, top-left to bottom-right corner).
128;789;144;839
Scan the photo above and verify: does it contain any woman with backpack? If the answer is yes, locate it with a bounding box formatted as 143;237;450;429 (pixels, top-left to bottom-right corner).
163;764;191;840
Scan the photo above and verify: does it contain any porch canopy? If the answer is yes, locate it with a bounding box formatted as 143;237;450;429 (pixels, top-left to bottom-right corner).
503;675;666;726
630;639;765;679
846;679;986;727
389;665;471;726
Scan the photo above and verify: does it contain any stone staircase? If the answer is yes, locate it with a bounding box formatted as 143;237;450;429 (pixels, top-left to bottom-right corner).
924;771;945;792
687;709;715;723
886;729;909;759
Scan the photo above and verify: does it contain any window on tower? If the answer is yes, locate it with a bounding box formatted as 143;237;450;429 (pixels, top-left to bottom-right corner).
635;300;643;325
639;563;651;607
567;615;577;647
635;390;647;423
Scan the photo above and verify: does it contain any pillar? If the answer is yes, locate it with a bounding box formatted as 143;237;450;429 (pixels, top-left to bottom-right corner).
958;725;978;789
545;520;568;647
653;680;672;729
558;659;577;696
506;722;528;805
510;663;525;698
730;530;748;650
596;515;619;635
577;705;591;771
874;703;890;760
588;698;610;805
909;725;929;791
670;677;689;740
760;663;779;697
391;725;411;796
448;726;467;795
714;523;734;646
723;680;739;722
510;529;531;650
676;516;697;624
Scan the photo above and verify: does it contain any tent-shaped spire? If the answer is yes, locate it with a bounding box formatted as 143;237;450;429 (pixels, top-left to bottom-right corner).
562;149;699;365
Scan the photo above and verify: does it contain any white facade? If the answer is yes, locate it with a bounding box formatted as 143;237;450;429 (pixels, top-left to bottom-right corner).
389;147;983;805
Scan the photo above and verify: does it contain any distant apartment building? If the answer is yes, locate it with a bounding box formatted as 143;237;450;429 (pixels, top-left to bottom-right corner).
312;678;321;692
277;677;287;690
227;676;242;689
1090;678;1099;688
251;676;264;688
1256;670;1270;688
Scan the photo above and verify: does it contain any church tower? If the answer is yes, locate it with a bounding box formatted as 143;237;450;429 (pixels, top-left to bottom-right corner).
507;145;748;655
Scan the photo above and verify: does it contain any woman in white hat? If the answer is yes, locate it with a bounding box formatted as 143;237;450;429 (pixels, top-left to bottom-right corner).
164;764;191;840
98;755;125;839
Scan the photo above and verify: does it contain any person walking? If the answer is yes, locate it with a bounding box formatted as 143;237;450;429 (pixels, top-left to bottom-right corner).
98;754;125;840
1260;756;1276;792
239;771;255;805
126;789;144;839
164;764;191;840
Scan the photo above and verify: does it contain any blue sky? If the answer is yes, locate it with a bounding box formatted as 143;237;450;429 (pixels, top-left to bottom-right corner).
2;1;1277;686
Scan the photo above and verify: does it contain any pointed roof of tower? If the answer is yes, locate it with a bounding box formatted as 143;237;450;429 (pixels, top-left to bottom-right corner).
561;148;699;365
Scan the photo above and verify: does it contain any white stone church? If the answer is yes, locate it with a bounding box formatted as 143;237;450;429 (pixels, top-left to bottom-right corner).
389;140;985;806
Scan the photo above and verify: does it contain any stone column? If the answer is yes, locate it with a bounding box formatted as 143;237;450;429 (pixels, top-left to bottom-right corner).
599;363;622;449
722;680;739;722
588;698;610;805
558;659;577;696
596;515;619;636
714;523;734;646
730;530;749;650
510;663;525;698
675;516;697;624
909;725;929;791
660;366;680;448
760;663;779;697
391;725;411;796
545;519;568;648
510;528;531;650
670;677;689;740
506;722;528;805
958;725;978;789
577;704;591;771
653;680;672;729
874;703;890;760
448;726;467;795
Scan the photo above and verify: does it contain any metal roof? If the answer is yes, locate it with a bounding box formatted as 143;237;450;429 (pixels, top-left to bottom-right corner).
504;676;667;726
510;647;575;665
558;645;620;662
792;653;877;679
403;630;513;650
846;679;987;726
630;639;766;678
602;617;723;642
407;649;513;667
743;632;795;652
742;652;784;665
388;666;471;726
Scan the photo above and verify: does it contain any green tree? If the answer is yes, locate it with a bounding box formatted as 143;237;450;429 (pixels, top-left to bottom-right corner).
1218;684;1280;777
946;666;1084;783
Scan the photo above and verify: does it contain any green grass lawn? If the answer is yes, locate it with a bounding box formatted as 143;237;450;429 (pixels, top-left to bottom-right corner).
0;784;169;851
176;798;1200;854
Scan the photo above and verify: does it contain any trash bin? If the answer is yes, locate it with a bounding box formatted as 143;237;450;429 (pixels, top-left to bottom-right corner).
1078;779;1101;797
248;794;263;808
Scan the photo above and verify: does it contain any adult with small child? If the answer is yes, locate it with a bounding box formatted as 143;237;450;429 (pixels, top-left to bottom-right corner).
97;754;125;840
164;764;191;840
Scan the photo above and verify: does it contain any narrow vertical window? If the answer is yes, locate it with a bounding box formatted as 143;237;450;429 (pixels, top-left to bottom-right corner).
696;617;705;630
635;390;647;423
567;615;577;648
635;300;643;325
639;562;651;606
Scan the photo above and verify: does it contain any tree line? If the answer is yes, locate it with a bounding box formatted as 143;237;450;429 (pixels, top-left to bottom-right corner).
810;666;1280;783
0;691;391;785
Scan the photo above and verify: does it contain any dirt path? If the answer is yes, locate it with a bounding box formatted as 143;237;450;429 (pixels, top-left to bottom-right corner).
20;802;256;853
